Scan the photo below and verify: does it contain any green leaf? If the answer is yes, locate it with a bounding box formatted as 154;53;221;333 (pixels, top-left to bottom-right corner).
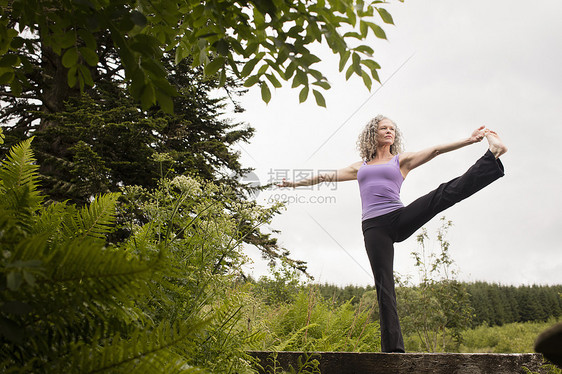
175;40;190;65
140;83;155;109
229;38;244;55
59;32;77;49
214;39;230;56
78;29;97;49
0;72;14;85
67;66;78;87
10;76;22;96
371;69;380;83
78;65;94;86
198;49;208;66
243;41;259;58
241;57;260;77
266;73;282;88
361;59;381;71
354;45;374;56
0;54;19;67
291;69;307;88
312;89;326;107
377;8;394;24
312;80;331;90
141;58;167;78
151;76;178;97
301;53;321;66
284;61;296;80
345;64;354;80
257;63;268;75
219;69;227;86
130;10;148;27
130;68;145;99
79;46;99;67
299;86;309;103
339;51;351;72
343;31;362;39
260;82;271;103
10;36;24;49
369;22;387;39
360;20;369;37
346;6;357;27
243;75;260;87
287;25;303;38
62;48;79;68
155;90;174;113
361;70;372;91
204;57;224;76
352;53;362;75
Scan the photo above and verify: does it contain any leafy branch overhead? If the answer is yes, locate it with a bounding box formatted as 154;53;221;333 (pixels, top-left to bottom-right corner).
0;0;401;110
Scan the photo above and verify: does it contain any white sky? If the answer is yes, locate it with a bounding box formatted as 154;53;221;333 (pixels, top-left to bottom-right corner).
232;0;562;287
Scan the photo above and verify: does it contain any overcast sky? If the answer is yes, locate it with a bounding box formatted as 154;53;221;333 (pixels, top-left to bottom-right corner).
231;0;562;287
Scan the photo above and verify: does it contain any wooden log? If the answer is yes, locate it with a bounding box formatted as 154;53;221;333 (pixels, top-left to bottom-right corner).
248;351;548;374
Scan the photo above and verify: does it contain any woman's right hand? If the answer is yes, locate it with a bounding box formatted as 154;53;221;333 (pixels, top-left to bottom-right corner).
469;125;486;143
276;178;295;188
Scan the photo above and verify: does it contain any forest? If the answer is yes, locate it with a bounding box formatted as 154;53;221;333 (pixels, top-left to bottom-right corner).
316;282;562;328
1;0;560;373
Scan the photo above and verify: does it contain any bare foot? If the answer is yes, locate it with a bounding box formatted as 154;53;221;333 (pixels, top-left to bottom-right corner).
485;130;508;158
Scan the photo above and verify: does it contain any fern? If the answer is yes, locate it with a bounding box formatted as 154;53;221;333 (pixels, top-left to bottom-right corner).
52;320;209;374
0;140;181;372
1;138;265;373
61;193;120;241
0;137;40;194
0;137;43;231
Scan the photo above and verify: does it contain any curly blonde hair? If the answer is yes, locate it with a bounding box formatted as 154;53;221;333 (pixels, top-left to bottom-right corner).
357;115;404;162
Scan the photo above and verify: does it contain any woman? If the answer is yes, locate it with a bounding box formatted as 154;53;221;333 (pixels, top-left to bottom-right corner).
279;115;507;353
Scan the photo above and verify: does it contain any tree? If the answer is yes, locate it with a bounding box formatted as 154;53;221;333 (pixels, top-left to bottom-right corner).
1;62;253;204
1;0;402;112
0;41;307;275
397;218;473;352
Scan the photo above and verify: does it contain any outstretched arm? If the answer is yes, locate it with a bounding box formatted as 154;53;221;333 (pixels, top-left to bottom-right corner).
278;161;363;188
399;126;486;177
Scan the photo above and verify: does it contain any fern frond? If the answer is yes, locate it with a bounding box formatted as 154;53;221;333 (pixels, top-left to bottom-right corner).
0;138;43;228
62;193;120;241
31;202;68;246
45;240;164;312
5;235;166;333
0;137;40;193
54;320;208;374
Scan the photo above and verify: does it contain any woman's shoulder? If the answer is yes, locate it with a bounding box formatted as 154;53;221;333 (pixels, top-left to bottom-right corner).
397;152;413;163
350;160;364;170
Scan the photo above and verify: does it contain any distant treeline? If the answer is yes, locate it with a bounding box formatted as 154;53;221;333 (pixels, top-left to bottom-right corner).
315;281;562;328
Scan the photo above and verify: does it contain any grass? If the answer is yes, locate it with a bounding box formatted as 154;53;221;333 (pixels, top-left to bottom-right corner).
460;318;559;353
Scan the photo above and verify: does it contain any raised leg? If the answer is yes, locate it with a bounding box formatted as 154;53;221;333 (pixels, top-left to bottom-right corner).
392;150;504;242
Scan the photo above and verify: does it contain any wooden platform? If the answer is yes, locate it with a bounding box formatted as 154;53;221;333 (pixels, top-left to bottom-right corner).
248;351;549;374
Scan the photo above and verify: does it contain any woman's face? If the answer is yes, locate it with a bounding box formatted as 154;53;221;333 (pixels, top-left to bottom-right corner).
375;119;396;146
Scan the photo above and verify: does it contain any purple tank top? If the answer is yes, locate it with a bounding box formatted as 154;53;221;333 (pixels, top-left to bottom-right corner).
357;154;404;221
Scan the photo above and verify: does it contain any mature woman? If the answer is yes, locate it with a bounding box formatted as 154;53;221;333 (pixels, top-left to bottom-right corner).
279;115;507;353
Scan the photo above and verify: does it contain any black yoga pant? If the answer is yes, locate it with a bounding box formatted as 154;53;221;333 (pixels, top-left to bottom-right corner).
362;150;505;353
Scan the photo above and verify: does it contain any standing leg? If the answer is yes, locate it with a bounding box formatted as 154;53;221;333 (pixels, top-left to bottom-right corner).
362;222;405;353
392;150;504;242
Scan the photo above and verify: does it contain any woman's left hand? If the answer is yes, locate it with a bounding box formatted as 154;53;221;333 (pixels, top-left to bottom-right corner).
469;126;486;143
